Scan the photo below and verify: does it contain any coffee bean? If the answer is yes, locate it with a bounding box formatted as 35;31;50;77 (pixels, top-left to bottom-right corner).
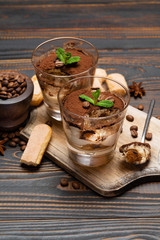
20;81;27;88
2;133;8;138
3;137;9;142
8;82;14;88
2;80;8;86
138;104;144;111
17;77;24;84
0;72;27;100
7;87;14;92
15;131;20;137
19;141;26;146
126;115;134;122
72;181;80;189
13;81;19;88
15;87;21;93
0;91;8;95
21;145;26;151
131;130;138;138
9;141;17;147
20;87;26;94
0;95;8;99
8;132;15;139
145;133;152;141
82;101;90;109
12;137;20;143
7;93;12;99
60;178;69;187
12;93;19;98
11;90;16;95
130;125;138;131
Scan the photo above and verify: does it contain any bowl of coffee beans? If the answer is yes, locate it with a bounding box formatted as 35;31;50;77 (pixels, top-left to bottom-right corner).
0;71;33;130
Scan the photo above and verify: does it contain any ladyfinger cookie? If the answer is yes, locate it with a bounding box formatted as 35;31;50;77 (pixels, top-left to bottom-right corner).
21;124;52;166
30;74;43;106
106;73;128;95
93;68;107;91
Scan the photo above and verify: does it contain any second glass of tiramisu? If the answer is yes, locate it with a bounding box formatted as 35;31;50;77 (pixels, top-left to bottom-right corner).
58;76;130;167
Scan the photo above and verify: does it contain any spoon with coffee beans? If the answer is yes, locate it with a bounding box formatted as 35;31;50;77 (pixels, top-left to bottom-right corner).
119;99;155;165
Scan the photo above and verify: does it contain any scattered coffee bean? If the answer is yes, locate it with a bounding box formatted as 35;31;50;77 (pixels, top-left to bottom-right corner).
0;126;27;155
3;137;9;142
8;132;15;139
72;181;80;189
131;130;138;138
138;104;144;111
126;115;134;122
60;178;69;187
20;145;26;151
145;132;152;141
19;140;26;146
9;141;17;147
12;137;20;143
130;125;138;131
15;131;20;137
82;101;90;109
2;133;8;138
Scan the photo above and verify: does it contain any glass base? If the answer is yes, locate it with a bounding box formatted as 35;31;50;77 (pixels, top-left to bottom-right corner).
68;143;114;167
44;103;62;121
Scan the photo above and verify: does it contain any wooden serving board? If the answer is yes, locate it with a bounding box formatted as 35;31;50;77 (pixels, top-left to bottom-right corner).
21;104;160;197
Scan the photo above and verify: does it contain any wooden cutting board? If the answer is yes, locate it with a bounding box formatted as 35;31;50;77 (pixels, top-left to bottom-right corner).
21;104;160;197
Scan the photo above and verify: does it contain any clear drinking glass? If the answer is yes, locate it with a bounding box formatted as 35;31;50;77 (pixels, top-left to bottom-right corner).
58;76;130;167
32;37;99;121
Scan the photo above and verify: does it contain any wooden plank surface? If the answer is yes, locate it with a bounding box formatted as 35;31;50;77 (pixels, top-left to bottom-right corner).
0;0;160;239
0;218;160;240
21;103;160;197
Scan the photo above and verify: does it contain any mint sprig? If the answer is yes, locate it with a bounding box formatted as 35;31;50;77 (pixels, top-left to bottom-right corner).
56;47;80;65
79;89;114;108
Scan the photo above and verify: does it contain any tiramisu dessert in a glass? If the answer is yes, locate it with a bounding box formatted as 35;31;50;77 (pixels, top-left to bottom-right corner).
58;76;130;167
32;37;98;121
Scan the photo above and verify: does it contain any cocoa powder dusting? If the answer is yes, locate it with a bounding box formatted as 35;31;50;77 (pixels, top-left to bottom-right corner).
64;89;124;117
37;49;93;75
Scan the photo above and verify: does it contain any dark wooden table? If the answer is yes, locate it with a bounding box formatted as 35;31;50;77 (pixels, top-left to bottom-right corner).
1;1;160;239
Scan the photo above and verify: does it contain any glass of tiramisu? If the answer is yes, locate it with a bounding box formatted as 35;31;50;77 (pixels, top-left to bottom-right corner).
32;37;98;121
58;76;130;167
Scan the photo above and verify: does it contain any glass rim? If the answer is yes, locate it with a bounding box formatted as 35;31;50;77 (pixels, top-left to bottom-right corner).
58;75;130;120
31;37;99;78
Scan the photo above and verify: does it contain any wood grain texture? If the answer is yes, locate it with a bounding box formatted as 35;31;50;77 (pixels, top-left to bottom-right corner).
0;218;160;239
20;103;160;197
0;0;160;238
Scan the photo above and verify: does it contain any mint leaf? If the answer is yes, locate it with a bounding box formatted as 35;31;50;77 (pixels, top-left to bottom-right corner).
65;52;72;60
92;89;100;104
56;48;66;63
56;47;80;65
79;89;114;109
79;94;94;104
96;100;114;108
66;56;80;64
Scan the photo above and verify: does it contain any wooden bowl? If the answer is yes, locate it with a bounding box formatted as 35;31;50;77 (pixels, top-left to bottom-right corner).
0;71;33;131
